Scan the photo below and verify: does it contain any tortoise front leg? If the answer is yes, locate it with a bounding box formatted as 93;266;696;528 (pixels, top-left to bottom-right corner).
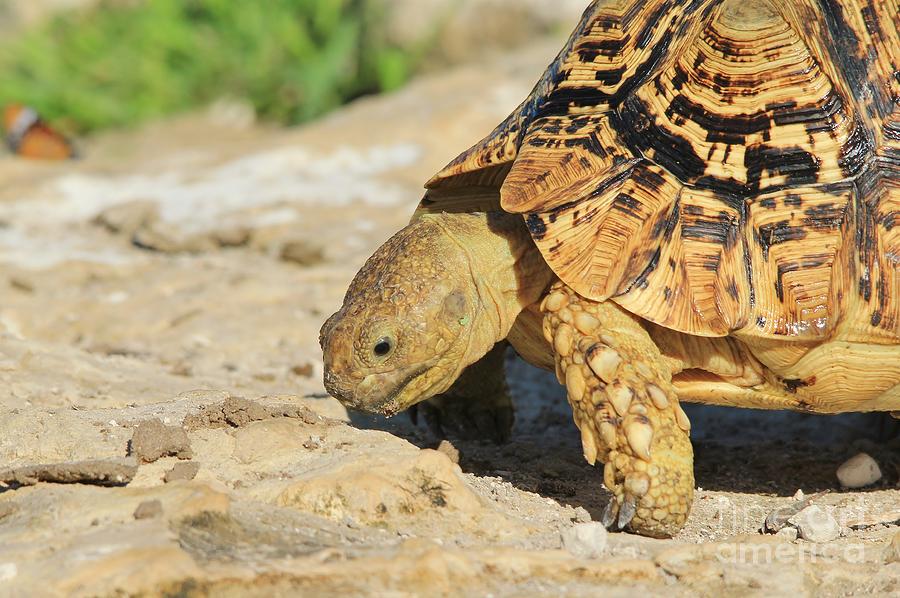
409;342;514;444
542;282;694;538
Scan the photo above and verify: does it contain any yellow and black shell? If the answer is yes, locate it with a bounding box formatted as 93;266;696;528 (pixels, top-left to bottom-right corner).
423;0;900;345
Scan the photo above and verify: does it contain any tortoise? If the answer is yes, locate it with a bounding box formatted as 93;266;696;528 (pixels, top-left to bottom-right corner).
320;0;900;537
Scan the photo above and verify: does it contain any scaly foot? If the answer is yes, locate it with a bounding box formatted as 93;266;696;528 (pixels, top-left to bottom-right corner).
542;282;694;537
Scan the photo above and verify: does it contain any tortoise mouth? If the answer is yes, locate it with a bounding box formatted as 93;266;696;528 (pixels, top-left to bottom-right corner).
330;359;446;417
361;365;432;417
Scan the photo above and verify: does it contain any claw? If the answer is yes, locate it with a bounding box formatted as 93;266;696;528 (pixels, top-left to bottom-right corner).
601;499;618;529
617;494;638;530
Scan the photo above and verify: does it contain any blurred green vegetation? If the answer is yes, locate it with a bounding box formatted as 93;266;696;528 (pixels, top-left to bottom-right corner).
0;0;422;133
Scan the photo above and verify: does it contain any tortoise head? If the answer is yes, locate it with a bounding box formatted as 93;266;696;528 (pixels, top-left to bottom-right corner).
320;214;487;416
320;212;550;416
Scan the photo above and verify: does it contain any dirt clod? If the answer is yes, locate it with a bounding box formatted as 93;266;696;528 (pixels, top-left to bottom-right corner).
164;461;201;483
292;363;314;378
279;240;325;266
132;222;250;253
436;439;460;464
130;418;193;463
93;200;159;236
134;499;164;519
183;397;322;430
183;397;270;429
0;459;138;488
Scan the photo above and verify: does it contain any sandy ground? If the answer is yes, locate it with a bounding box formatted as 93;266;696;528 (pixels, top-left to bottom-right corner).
0;40;898;597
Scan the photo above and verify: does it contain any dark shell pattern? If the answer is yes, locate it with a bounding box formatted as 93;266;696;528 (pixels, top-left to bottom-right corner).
425;0;900;344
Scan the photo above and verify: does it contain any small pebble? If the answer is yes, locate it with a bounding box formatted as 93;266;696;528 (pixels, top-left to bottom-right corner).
163;461;200;483
885;531;900;564
764;494;812;533
436;440;460;464
129;418;192;463
133;500;163;520
572;506;592;523
790;505;840;543
836;452;882;489
292;363;314;378
280;241;325;266
776;526;798;541
561;522;608;559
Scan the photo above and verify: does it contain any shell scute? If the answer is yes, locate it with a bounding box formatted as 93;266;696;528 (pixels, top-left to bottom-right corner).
422;0;900;340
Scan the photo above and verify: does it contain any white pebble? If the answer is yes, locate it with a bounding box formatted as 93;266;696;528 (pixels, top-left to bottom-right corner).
561;522;608;559
790;505;841;543
776;526;798;541
836;452;882;489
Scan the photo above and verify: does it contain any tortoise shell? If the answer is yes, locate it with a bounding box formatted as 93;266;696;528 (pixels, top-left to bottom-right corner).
422;0;900;344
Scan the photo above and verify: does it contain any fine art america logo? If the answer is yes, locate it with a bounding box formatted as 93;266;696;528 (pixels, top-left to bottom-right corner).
708;494;880;565
605;494;890;566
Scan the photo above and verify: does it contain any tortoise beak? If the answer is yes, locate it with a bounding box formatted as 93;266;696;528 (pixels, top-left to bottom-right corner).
321;317;438;416
322;355;427;417
320;316;363;406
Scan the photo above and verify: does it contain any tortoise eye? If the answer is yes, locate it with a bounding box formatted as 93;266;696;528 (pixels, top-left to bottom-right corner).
373;337;393;358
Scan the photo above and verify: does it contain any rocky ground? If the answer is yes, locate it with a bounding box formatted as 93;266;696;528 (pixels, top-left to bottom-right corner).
0;35;899;598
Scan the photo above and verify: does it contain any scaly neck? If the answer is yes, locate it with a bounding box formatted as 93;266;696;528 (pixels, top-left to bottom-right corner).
430;212;553;347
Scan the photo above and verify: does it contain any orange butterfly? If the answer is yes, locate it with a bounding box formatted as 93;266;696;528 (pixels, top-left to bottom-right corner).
3;104;77;160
